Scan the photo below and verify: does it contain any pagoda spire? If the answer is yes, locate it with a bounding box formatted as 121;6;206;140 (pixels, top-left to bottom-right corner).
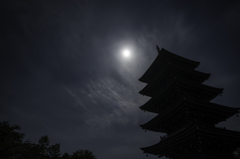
156;45;160;53
139;47;240;159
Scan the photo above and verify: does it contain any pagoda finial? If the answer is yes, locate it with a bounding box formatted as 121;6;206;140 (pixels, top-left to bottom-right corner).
156;45;160;53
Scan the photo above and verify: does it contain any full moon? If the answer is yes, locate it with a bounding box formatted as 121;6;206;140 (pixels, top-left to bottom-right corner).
123;49;130;58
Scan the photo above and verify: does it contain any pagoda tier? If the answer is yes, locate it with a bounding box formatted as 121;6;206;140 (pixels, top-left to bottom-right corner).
139;48;200;83
139;79;223;113
139;59;209;84
139;85;218;114
140;84;180;113
139;75;223;98
139;63;210;84
140;95;240;133
141;123;240;159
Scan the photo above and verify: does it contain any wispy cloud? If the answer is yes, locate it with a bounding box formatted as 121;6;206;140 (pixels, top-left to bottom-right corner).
63;77;150;131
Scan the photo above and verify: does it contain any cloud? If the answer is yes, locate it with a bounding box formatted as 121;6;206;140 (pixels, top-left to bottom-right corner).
63;77;150;130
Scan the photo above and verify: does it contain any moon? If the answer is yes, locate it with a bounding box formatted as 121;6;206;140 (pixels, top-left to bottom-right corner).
123;49;131;58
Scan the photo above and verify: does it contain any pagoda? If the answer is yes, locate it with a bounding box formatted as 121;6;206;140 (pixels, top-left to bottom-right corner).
139;46;240;159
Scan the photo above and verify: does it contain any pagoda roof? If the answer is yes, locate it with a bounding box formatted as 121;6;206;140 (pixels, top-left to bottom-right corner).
141;123;195;156
139;80;177;113
140;95;240;133
138;46;240;159
139;61;210;84
140;95;187;133
139;76;223;99
140;123;240;157
139;47;200;83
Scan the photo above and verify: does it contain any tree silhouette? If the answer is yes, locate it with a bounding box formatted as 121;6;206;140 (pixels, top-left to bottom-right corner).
61;152;70;159
0;121;24;158
38;135;51;158
71;149;97;159
0;120;97;159
48;143;61;159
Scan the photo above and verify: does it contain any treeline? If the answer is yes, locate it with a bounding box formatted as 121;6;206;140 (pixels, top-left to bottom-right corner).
0;121;97;159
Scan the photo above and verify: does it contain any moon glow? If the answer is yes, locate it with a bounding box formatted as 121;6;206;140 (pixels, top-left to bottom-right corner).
123;49;131;58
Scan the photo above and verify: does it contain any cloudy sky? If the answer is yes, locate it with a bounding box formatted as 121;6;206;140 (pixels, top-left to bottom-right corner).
1;0;240;159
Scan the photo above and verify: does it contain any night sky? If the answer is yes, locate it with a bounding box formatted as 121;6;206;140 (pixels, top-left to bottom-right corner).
1;0;240;159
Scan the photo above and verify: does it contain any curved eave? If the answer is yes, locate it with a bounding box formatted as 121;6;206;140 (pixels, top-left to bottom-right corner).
139;64;209;84
139;48;200;83
140;96;185;131
139;73;210;97
139;82;225;114
140;77;223;100
160;48;200;68
139;83;177;113
139;77;175;97
200;126;240;140
140;96;239;132
140;123;240;155
172;67;210;84
139;106;158;114
139;50;164;83
140;65;211;92
141;124;195;154
185;97;240;114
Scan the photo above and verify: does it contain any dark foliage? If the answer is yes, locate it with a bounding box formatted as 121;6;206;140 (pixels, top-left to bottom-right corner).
0;121;97;159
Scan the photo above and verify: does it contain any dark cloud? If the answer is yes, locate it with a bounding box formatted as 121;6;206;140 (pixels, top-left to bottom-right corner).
1;0;240;159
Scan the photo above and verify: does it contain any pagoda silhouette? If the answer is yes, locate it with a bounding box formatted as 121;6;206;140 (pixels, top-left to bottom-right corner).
139;46;240;159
